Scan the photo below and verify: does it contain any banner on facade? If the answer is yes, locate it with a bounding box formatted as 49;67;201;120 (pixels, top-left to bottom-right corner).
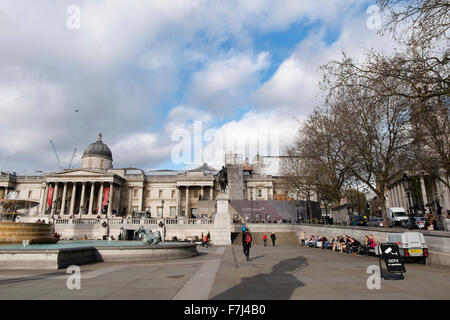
47;187;54;207
103;187;110;206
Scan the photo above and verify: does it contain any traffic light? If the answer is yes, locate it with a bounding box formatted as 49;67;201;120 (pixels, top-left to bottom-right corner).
366;201;370;214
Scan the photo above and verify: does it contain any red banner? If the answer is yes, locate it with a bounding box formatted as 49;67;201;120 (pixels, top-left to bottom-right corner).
103;187;110;206
47;187;54;207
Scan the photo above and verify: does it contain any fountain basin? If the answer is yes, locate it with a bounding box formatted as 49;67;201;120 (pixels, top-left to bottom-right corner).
0;240;198;270
0;222;58;245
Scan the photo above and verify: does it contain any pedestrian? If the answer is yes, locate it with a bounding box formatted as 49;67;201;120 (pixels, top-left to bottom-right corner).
207;231;211;248
263;234;267;247
201;232;204;247
300;231;306;246
204;235;211;248
242;228;252;261
270;232;276;246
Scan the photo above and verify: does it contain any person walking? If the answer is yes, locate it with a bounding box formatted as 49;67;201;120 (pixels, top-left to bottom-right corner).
263;234;267;247
242;229;252;261
300;231;306;246
201;232;204;247
270;232;276;246
206;231;211;248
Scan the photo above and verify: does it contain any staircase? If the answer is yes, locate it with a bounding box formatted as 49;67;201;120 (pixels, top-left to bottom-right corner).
231;232;300;246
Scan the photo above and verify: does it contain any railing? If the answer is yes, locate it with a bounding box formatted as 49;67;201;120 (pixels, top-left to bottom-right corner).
54;217;215;225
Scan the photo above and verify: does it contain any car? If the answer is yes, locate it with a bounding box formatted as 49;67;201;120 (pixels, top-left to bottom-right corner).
367;217;383;227
354;215;368;226
367;217;394;228
402;216;427;230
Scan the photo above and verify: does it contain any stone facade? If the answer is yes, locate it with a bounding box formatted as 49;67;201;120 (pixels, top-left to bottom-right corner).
0;135;291;221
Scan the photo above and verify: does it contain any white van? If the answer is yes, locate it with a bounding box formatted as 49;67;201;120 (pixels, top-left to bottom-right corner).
386;207;409;226
387;232;429;264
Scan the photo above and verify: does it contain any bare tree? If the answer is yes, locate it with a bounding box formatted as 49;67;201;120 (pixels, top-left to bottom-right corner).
377;0;450;47
320;61;412;227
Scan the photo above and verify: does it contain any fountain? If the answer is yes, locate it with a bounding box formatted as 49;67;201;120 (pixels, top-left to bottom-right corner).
0;192;58;245
0;193;198;270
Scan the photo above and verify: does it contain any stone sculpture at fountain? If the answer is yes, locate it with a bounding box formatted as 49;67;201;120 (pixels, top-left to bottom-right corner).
136;226;161;245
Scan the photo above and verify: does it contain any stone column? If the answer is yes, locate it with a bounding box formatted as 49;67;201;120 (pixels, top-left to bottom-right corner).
3;187;8;198
88;182;95;215
138;186;144;211
107;182;114;217
79;182;86;216
420;176;428;211
118;185;122;217
210;186;213;200
69;183;77;216
98;182;104;214
61;182;68;215
176;187;181;216
439;176;450;214
396;184;403;208
200;186;204;200
128;187;133;216
40;183;47;214
52;183;59;215
185;186;190;217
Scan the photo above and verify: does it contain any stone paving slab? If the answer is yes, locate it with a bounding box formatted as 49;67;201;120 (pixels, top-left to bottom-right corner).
0;244;448;300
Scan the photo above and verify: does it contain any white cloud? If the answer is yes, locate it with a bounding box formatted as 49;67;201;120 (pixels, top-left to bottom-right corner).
0;0;396;172
188;51;270;113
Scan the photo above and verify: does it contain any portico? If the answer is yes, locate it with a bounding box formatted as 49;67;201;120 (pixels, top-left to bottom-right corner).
43;170;125;218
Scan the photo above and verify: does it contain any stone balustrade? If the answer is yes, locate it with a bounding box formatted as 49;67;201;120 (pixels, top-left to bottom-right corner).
54;217;214;226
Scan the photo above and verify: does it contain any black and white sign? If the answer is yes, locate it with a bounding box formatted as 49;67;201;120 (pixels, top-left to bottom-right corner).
380;243;406;273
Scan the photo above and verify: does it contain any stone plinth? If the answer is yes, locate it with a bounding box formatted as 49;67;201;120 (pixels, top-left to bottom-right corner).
213;193;232;245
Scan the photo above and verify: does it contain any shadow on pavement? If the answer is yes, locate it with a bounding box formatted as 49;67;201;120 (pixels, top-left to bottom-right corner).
0;271;66;285
212;256;308;300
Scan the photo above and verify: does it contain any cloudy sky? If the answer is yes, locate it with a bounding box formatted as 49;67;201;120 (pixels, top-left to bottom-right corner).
0;0;393;174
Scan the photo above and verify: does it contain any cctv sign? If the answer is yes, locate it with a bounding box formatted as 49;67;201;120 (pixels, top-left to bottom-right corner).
380;243;406;273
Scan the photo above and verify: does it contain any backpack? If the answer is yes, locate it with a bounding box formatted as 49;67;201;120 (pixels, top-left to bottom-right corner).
245;233;252;244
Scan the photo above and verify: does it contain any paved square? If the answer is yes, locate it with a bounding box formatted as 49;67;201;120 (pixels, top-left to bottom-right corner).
0;245;449;300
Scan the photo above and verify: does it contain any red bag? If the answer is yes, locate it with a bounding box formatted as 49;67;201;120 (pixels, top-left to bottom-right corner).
245;233;252;244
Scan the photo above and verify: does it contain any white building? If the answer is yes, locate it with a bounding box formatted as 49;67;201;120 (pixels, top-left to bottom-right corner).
0;134;291;220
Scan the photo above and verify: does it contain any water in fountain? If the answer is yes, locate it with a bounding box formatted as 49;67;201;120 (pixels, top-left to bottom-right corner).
0;191;57;244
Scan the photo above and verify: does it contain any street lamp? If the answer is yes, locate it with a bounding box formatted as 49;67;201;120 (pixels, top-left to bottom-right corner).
400;173;413;214
161;200;165;218
323;198;329;224
250;189;254;222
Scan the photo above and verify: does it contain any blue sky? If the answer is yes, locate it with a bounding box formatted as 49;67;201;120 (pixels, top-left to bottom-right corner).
0;0;392;173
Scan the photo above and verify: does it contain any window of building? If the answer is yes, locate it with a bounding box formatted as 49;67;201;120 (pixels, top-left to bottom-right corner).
258;189;262;198
194;191;198;198
146;190;150;198
157;206;163;217
133;189;138;198
28;190;32;199
170;207;176;217
159;190;163;198
171;190;175;198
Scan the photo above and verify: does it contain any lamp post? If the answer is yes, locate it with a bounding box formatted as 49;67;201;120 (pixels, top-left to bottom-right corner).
161;200;165;219
250;189;254;222
400;173;413;214
323;198;329;224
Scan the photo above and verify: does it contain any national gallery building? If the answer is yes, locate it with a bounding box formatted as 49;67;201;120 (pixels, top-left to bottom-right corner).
0;134;293;221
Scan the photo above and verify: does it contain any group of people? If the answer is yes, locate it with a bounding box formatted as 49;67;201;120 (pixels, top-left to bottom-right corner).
300;232;377;256
200;231;211;248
